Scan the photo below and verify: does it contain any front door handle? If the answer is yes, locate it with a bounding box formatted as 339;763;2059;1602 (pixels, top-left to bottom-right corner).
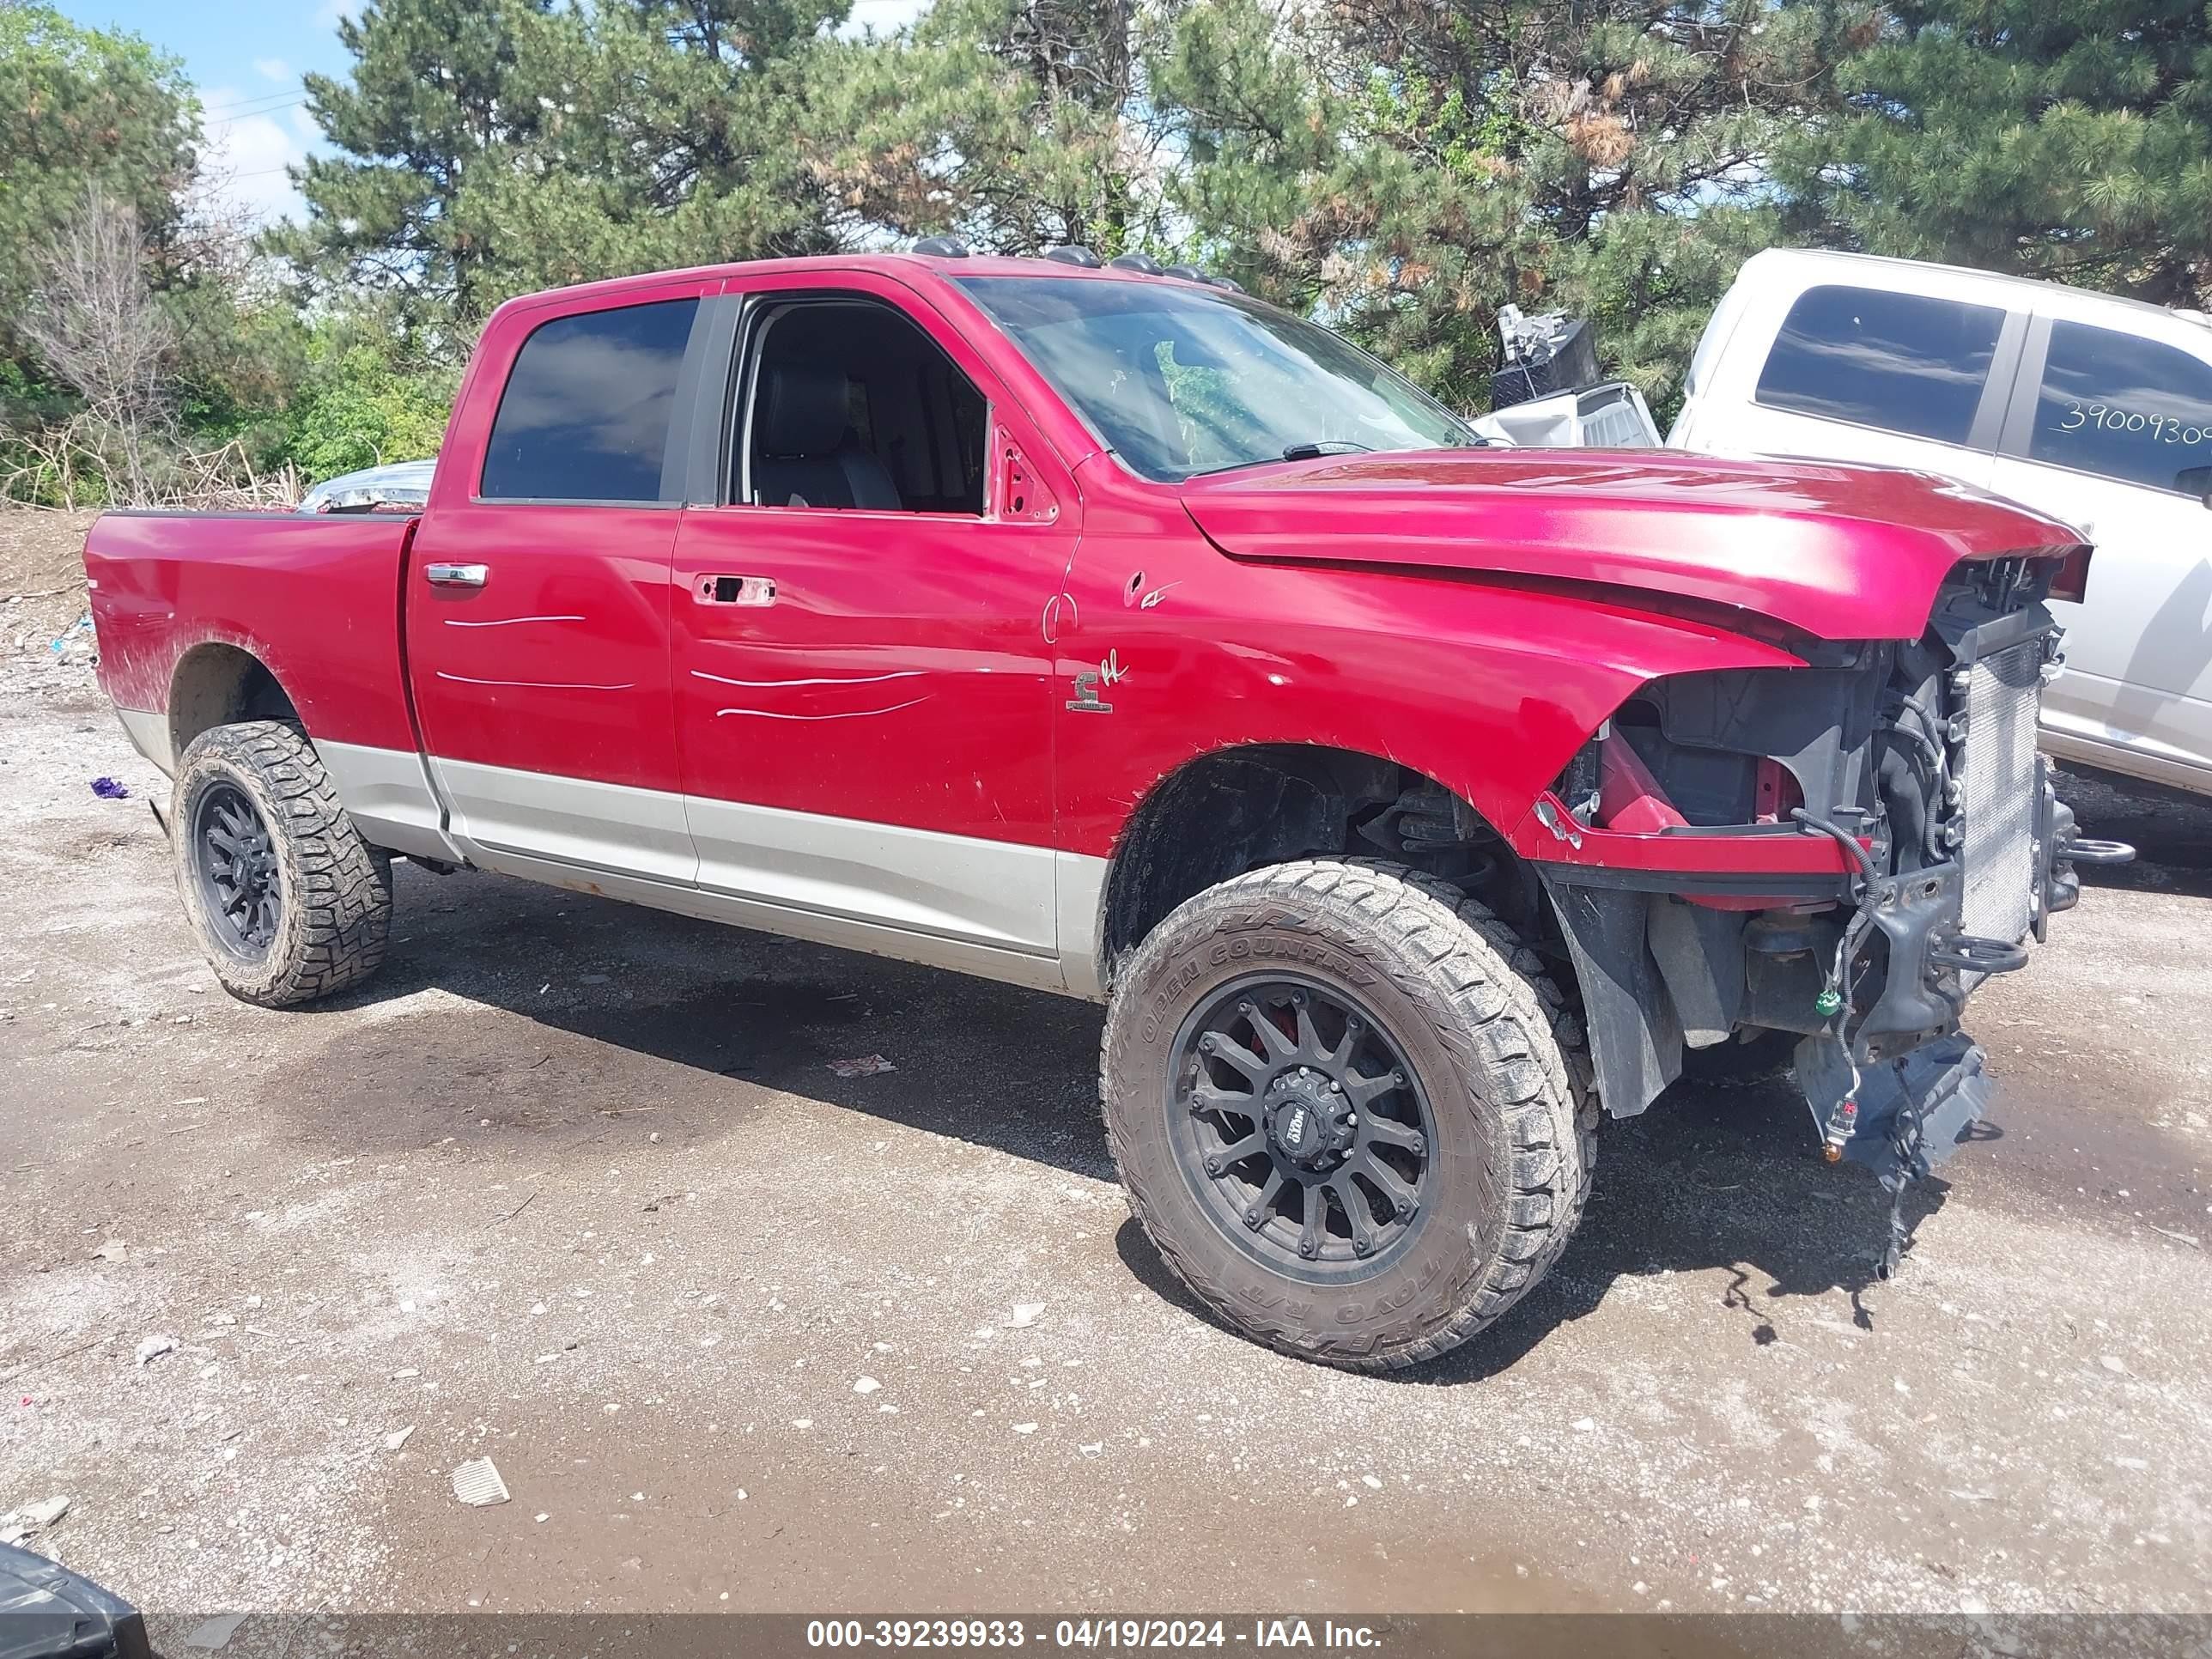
694;574;777;606
425;562;489;588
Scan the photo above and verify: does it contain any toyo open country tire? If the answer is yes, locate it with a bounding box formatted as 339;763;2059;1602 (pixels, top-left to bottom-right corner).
171;720;393;1007
1102;859;1596;1371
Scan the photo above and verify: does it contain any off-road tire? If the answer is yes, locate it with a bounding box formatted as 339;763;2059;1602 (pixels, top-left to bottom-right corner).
172;720;392;1007
1101;858;1597;1372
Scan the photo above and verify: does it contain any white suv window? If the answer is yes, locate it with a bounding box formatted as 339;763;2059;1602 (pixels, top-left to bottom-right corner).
2027;319;2212;495
1754;283;2005;447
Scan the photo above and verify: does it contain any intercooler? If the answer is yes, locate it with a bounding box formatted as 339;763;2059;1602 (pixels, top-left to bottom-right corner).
1957;639;2045;951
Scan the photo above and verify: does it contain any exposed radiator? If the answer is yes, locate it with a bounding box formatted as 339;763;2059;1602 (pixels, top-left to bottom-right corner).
1958;640;2044;948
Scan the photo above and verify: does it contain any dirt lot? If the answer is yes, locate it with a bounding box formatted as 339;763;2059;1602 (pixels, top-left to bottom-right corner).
2;507;2208;1621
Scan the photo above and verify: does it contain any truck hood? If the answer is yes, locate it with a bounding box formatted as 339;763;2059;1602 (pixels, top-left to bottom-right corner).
1176;448;2085;640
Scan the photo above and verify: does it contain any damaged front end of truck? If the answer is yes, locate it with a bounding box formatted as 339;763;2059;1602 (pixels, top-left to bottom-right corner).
1529;556;2134;1269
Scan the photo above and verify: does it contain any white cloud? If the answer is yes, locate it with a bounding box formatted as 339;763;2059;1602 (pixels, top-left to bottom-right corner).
252;57;292;84
839;0;931;38
200;87;313;227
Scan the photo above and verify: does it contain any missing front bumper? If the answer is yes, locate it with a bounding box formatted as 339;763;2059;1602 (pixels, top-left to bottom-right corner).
1795;1030;1991;1192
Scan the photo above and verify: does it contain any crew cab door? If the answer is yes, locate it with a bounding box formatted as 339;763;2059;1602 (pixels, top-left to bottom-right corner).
668;271;1079;979
406;278;719;881
1990;313;2212;789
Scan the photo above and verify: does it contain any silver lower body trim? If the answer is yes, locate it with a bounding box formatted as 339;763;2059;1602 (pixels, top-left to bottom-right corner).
2042;720;2212;799
473;843;1079;995
432;756;693;885
321;740;465;863
1056;852;1109;1000
126;722;1111;995
409;750;1105;998
686;792;1059;957
115;707;173;775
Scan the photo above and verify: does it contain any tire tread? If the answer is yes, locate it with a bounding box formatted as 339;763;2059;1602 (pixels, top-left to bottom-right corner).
1100;857;1596;1372
172;720;392;1007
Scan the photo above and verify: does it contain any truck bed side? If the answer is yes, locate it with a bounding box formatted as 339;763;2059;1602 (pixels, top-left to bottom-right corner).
83;510;421;770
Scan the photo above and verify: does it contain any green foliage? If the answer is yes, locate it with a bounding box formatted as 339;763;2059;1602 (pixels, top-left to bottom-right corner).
801;0;1177;257
274;334;457;481
1153;0;1860;416
1783;0;2212;307
273;0;849;341
9;0;2212;492
0;3;198;360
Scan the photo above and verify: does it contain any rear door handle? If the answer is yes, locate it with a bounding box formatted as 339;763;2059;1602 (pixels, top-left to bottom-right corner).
425;562;489;587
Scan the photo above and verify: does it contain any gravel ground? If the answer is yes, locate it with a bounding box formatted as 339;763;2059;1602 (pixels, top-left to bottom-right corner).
2;508;2208;1621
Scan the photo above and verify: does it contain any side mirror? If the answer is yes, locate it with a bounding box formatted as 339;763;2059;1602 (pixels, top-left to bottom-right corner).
2178;464;2212;509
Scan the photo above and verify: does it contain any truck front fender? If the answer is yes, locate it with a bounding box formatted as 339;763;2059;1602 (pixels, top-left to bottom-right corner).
1054;544;1808;866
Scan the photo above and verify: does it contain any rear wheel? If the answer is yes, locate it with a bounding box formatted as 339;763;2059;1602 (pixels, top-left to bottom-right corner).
172;721;392;1006
1101;859;1595;1371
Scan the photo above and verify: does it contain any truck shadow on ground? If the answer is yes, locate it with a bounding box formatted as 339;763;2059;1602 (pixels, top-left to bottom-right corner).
264;860;1962;1384
2059;763;2212;899
1113;1076;1954;1385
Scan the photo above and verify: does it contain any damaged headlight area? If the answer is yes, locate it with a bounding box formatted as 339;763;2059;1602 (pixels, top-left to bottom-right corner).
1538;559;2134;1267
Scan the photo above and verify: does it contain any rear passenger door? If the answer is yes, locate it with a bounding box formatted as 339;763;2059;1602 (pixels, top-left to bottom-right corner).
1989;316;2212;786
407;280;717;883
1703;281;2016;489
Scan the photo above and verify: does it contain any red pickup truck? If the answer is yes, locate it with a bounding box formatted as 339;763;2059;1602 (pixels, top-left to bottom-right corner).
83;247;2129;1370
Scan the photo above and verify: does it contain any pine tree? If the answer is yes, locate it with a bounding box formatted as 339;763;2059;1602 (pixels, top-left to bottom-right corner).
1156;0;1858;412
802;0;1179;256
281;0;562;325
1788;0;2212;307
282;0;848;335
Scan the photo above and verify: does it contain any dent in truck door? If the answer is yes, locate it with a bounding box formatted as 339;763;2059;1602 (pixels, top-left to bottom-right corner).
404;282;716;881
668;273;1076;975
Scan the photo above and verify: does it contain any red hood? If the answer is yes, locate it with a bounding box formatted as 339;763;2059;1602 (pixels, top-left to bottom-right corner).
1177;448;2085;640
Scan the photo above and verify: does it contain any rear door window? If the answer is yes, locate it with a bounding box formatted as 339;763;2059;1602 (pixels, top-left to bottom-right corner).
481;297;700;502
2026;319;2212;495
1754;284;2005;447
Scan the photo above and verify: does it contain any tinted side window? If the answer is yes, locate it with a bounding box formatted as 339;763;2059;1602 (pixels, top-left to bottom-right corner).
481;298;698;501
1755;284;2004;446
2027;320;2212;494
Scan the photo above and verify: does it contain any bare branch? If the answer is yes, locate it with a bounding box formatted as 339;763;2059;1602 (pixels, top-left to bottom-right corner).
21;190;179;507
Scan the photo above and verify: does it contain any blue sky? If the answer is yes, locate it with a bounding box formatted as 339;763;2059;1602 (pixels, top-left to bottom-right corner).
58;0;932;226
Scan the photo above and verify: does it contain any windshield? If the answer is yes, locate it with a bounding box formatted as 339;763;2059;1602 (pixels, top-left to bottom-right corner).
957;275;1475;482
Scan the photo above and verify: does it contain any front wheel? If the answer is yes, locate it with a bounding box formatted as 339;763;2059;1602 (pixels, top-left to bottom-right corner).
172;720;393;1006
1101;860;1595;1372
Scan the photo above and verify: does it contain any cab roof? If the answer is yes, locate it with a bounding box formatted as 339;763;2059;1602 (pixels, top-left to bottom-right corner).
496;250;1228;316
1745;246;2210;329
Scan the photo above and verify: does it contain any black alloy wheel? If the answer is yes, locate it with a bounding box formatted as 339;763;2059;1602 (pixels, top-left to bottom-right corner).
191;779;282;957
1170;975;1436;1278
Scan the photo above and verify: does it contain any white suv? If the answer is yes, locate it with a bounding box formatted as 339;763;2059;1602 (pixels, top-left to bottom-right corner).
1672;248;2212;797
